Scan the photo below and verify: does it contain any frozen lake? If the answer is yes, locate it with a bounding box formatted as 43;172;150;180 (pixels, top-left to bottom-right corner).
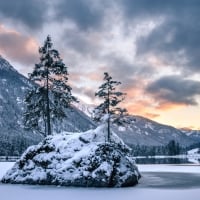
0;162;200;200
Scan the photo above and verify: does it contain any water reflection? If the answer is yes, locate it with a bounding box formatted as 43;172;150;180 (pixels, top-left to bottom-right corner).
135;157;200;164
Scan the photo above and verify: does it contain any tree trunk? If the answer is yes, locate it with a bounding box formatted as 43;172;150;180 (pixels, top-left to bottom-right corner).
107;81;110;142
46;67;51;136
108;114;110;142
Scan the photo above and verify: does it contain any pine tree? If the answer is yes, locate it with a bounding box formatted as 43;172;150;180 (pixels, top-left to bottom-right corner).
166;140;180;155
94;72;127;142
24;35;77;136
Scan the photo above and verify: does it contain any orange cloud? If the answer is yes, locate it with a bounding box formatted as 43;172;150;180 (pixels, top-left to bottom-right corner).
0;24;19;35
144;112;160;119
0;24;38;66
120;80;187;123
124;99;152;115
155;101;186;110
180;126;200;131
25;38;38;54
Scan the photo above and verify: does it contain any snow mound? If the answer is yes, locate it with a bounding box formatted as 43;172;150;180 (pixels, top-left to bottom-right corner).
1;125;140;187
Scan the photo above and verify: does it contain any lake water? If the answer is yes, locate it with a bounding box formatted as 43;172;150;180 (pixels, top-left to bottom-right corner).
135;156;200;164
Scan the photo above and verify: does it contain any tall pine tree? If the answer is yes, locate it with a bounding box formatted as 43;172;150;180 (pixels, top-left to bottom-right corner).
94;72;127;142
24;35;77;136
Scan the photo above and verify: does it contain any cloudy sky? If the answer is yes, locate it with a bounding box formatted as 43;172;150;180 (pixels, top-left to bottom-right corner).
0;0;200;129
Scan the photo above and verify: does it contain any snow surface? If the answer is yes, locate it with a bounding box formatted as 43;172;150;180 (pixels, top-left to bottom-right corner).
1;162;200;200
0;162;14;180
0;184;200;200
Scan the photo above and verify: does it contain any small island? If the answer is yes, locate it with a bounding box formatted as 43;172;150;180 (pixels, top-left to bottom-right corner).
2;125;141;187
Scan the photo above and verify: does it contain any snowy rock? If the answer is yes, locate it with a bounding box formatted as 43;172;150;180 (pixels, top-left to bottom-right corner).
1;125;141;187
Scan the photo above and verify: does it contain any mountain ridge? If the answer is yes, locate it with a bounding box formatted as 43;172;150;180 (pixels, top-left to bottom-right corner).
76;102;199;147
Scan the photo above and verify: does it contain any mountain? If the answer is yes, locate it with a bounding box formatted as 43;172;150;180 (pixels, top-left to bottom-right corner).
73;101;95;117
0;55;41;156
181;129;200;140
0;55;95;156
114;115;197;147
77;103;199;147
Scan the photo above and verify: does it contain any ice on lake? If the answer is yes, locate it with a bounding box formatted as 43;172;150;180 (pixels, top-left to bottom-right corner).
0;162;200;200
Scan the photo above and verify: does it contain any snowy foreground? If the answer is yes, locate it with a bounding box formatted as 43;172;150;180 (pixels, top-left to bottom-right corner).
2;126;140;187
1;162;200;200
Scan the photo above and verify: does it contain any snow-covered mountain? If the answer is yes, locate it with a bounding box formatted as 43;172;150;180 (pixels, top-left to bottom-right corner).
181;129;200;140
0;55;41;156
73;101;95;118
114;116;197;147
0;55;95;156
77;103;198;147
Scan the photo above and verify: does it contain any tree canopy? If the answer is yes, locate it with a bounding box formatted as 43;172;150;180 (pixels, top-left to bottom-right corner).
94;72;127;142
24;35;77;136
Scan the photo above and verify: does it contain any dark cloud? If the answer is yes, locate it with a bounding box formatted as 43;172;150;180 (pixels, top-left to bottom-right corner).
106;56;136;78
0;0;109;31
60;29;101;58
55;0;200;76
137;19;200;73
146;76;200;106
119;0;200;20
0;0;48;29
131;0;200;74
54;0;107;30
103;54;155;91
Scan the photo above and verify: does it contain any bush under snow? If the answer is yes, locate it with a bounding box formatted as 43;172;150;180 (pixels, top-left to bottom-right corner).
2;125;141;187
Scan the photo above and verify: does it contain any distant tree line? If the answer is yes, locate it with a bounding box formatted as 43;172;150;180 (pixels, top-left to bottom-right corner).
130;140;184;156
0;133;41;156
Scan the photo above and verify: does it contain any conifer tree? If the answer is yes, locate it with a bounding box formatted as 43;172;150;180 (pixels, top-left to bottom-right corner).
24;35;77;136
94;72;127;142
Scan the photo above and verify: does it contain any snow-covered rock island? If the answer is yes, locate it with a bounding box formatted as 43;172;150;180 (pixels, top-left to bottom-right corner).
1;125;141;187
